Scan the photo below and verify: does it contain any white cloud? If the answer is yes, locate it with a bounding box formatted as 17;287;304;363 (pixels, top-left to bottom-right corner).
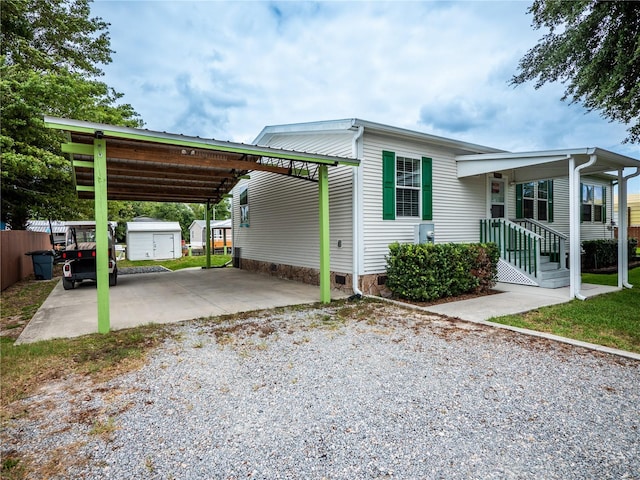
92;0;638;193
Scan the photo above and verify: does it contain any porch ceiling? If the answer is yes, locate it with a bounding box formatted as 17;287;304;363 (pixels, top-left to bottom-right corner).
44;116;359;204
456;147;640;183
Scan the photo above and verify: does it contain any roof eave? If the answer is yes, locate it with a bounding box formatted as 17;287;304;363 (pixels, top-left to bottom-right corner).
254;118;505;156
44;116;359;167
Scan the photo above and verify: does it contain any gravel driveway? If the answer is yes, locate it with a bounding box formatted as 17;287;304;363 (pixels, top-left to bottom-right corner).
4;301;639;479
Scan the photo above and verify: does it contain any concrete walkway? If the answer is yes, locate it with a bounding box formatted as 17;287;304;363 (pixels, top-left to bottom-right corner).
424;281;620;321
16;268;349;344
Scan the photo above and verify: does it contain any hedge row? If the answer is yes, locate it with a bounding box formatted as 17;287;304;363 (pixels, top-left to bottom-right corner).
582;238;639;270
386;242;499;302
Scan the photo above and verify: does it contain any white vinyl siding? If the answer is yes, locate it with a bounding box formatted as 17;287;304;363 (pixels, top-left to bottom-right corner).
361;132;486;274
232;133;354;273
190;226;204;246
258;132;354;157
238;122;618;281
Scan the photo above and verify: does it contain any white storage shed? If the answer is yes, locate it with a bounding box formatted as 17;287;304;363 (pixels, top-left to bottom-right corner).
126;221;182;260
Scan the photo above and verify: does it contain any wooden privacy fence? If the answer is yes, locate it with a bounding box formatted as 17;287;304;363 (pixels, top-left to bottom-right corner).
1;231;52;291
614;226;640;241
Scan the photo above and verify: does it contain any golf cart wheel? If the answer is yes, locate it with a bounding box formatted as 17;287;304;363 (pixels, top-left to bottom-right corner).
109;270;117;287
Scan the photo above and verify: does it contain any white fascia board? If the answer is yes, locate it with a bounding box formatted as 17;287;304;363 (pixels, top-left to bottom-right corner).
457;147;640;173
457;155;571;178
126;222;181;232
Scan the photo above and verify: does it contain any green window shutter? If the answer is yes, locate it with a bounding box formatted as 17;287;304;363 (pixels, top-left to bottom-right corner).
515;184;523;218
547;180;554;223
421;157;433;221
382;150;396;220
602;186;607;223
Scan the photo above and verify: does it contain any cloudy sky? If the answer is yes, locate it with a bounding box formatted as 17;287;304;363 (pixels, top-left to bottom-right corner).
91;0;638;193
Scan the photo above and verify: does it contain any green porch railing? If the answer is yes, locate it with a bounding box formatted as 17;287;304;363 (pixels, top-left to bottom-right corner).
511;218;567;267
480;218;542;275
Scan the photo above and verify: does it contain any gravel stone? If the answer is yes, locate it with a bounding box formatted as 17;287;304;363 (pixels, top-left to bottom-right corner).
3;302;639;479
118;266;171;275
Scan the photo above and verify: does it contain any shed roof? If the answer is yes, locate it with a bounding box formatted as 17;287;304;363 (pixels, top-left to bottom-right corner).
126;221;181;233
44;116;359;204
190;219;232;229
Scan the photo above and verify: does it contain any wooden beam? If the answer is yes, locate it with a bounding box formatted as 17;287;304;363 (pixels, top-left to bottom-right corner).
105;143;290;175
103;166;237;181
76;172;226;188
109;192;223;202
107;184;220;195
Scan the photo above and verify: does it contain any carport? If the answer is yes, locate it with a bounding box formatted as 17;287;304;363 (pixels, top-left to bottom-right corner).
43;116;359;334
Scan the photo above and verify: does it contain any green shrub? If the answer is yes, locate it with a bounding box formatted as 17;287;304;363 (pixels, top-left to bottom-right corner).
385;242;499;302
582;239;638;269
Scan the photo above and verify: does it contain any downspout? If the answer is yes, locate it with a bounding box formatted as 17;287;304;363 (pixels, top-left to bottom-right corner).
619;167;640;288
351;124;364;298
570;152;597;300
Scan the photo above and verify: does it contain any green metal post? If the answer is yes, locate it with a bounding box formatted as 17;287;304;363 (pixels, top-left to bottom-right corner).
94;137;110;333
318;165;330;303
205;201;211;269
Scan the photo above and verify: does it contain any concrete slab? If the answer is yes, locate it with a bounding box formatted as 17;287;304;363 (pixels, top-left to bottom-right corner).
423;282;621;321
16;268;349;344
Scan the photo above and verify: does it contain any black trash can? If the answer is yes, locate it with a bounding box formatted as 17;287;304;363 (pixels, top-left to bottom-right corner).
26;250;55;280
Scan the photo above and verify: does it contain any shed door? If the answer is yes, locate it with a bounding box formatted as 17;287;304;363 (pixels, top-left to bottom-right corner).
153;234;175;259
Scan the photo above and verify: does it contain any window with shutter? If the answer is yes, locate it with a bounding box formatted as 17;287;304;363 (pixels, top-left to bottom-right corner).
515;180;553;222
381;151;433;221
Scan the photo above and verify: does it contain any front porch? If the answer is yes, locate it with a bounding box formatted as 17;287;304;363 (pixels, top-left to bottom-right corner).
457;147;640;299
480;217;570;288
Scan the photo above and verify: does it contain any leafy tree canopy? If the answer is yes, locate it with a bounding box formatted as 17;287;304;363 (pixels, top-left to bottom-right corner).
511;0;640;144
1;0;141;229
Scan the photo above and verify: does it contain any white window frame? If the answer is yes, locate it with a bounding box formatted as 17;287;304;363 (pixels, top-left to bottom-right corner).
395;156;421;218
582;183;604;223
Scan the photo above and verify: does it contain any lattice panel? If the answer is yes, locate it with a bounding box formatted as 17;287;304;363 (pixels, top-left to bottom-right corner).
497;259;538;286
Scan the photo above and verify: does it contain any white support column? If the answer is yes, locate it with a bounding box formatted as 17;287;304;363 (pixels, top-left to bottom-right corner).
569;156;579;299
569;154;597;300
620;167;640;288
618;169;626;289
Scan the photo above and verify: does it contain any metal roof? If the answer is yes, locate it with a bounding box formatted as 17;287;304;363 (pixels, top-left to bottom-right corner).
255;118;505;156
190;219;232;229
456;147;640;182
44;116;359;204
26;220;67;234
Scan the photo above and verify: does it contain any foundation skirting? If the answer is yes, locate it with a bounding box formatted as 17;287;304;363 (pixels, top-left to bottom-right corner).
239;259;391;297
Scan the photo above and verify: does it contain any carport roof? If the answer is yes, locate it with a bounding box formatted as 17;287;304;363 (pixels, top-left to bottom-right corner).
44;116;359;204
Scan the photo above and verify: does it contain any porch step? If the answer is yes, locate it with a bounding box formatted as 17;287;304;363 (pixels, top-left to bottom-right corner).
538;267;570;288
540;261;560;271
539;275;571;289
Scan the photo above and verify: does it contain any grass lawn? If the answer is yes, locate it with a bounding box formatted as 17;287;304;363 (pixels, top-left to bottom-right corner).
491;267;640;354
117;254;231;271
